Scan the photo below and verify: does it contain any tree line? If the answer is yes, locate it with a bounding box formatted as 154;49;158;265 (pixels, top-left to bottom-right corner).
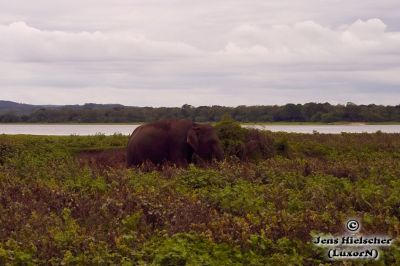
1;102;399;123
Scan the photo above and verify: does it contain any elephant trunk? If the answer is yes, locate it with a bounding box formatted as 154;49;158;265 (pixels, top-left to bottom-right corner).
213;144;224;161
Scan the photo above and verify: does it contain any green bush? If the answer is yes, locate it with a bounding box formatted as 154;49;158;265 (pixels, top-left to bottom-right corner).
215;119;247;159
1;133;400;264
142;233;243;266
215;119;276;161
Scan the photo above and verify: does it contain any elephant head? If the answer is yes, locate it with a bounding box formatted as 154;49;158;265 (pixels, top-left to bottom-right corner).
186;123;224;162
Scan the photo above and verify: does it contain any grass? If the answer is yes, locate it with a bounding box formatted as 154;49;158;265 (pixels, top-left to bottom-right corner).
0;130;399;265
241;121;400;125
0;122;142;125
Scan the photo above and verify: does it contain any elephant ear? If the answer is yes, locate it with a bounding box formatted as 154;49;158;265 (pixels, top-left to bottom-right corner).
187;126;199;151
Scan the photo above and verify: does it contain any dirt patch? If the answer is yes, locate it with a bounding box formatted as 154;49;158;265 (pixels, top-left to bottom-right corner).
76;148;126;169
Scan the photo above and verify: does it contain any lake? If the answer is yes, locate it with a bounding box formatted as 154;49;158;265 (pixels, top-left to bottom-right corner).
1;124;400;135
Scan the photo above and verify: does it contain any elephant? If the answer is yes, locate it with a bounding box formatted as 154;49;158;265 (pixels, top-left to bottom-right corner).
126;119;224;167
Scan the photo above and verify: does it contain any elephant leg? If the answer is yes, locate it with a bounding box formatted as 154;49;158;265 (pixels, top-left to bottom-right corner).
167;148;189;167
173;158;188;168
169;153;188;168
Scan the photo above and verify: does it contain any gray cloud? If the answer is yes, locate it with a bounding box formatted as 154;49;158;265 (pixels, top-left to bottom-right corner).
0;0;399;105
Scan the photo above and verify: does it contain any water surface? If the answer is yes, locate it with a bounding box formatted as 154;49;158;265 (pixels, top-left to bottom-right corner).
0;124;399;135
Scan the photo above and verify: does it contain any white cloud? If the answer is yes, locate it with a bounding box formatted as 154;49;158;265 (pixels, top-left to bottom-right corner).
0;22;200;62
0;0;399;105
2;19;399;66
222;19;400;66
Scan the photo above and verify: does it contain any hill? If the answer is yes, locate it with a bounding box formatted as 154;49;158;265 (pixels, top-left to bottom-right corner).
0;100;124;115
0;100;43;114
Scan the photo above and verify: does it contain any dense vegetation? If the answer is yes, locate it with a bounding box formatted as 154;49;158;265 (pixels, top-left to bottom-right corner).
0;125;399;265
1;101;400;123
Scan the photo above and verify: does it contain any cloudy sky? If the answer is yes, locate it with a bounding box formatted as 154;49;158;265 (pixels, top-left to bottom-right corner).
0;0;399;106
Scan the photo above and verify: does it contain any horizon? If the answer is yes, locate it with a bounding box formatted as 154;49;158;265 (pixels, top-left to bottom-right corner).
1;99;399;108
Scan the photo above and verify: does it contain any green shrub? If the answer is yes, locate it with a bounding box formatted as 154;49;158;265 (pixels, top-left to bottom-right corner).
1;133;400;264
215;119;247;159
208;181;265;215
139;233;244;266
215;119;276;161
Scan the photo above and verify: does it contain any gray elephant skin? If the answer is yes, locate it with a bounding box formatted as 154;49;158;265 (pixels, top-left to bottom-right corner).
126;119;224;167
